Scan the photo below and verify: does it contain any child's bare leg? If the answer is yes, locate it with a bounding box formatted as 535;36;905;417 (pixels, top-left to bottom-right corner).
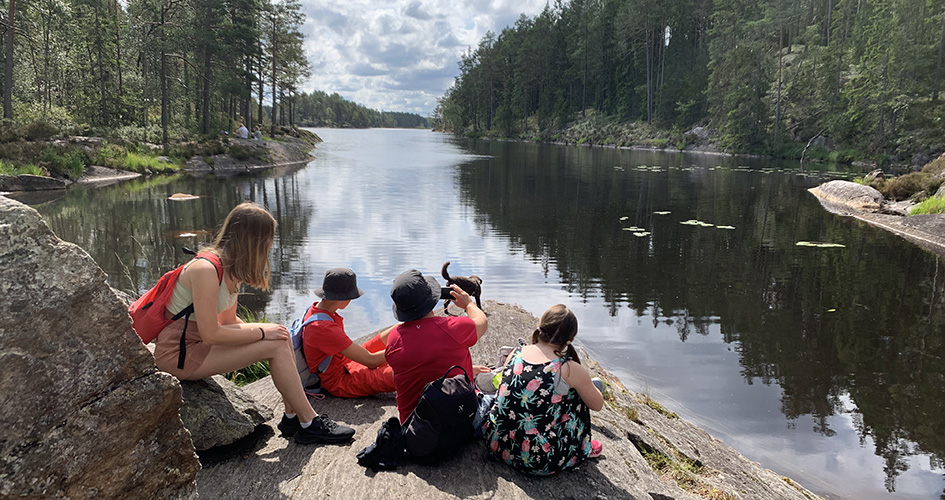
185;339;316;422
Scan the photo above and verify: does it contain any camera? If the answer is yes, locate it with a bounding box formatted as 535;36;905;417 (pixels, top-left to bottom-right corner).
440;286;453;300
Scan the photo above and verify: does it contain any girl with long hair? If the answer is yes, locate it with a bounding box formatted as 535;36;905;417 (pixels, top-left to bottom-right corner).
152;202;354;445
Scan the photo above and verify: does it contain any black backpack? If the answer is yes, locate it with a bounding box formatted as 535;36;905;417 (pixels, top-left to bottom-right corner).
403;365;478;463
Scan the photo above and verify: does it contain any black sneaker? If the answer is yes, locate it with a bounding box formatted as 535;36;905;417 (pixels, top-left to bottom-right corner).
294;414;355;445
277;414;301;438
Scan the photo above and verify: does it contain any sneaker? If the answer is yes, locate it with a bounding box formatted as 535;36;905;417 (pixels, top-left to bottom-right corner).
591;377;603;393
277;414;301;438
294;414;355;445
589;439;603;458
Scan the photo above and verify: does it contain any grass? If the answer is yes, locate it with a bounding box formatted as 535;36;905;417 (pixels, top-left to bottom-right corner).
640;394;679;419
0;160;45;176
123;152;179;173
911;196;945;215
222;306;274;386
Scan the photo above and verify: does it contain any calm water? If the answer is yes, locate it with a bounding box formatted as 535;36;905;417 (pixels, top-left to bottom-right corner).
16;128;945;499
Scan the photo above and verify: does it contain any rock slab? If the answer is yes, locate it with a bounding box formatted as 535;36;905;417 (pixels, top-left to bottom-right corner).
807;180;883;213
0;173;68;191
0;196;200;499
181;375;274;451
198;301;819;500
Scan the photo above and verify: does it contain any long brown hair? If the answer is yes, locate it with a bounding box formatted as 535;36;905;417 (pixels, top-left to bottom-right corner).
531;304;580;363
205;202;275;290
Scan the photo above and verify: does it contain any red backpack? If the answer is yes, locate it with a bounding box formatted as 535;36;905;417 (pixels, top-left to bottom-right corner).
128;249;223;369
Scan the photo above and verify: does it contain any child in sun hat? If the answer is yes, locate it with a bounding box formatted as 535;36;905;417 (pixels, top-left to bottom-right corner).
299;267;397;398
384;269;489;423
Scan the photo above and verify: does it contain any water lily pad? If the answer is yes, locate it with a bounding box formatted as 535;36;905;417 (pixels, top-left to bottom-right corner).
716;225;735;230
796;241;846;248
169;193;199;201
620;216;629;221
653;211;671;215
633;231;651;237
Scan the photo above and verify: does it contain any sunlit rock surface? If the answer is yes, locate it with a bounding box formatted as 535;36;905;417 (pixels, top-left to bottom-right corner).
198;301;818;500
0;196;200;500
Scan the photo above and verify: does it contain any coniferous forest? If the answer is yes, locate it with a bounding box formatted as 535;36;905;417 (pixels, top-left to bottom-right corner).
0;0;426;147
434;0;945;163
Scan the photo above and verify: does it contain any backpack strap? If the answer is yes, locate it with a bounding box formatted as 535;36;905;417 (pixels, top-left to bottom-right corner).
297;312;335;373
173;252;224;370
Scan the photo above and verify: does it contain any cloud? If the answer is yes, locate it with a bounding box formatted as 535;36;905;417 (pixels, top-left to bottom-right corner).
299;0;548;116
404;0;433;21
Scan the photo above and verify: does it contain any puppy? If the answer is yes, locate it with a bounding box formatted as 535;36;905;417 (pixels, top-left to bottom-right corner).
441;261;483;315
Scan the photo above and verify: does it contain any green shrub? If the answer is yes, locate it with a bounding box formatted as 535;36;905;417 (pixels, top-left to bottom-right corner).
112;124;163;144
881;172;928;201
39;147;88;179
166;142;196;161
24;121;59;141
911;196;945;215
98;144;129;169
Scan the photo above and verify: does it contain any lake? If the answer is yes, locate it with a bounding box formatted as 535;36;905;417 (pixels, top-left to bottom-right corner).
18;128;945;499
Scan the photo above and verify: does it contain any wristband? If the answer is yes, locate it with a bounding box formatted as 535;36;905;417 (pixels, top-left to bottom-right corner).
259;327;265;341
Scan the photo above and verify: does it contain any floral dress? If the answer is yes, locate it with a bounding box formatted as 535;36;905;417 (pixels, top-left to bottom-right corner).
482;349;592;475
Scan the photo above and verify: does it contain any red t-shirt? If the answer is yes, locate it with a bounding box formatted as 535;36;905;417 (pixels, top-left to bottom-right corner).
300;305;353;388
385;315;478;423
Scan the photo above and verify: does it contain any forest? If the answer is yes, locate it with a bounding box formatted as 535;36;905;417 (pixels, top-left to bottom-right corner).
294;90;429;129
434;0;945;163
0;0;425;149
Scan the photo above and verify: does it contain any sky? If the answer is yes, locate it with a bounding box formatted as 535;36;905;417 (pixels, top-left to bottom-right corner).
297;0;550;118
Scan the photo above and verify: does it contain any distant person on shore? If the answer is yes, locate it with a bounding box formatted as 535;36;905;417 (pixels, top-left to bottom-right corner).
236;123;249;139
385;269;489;423
480;304;603;475
252;126;262;140
299;268;396;398
151;202;354;445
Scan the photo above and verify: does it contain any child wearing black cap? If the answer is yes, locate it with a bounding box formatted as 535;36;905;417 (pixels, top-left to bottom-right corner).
385;269;489;423
298;268;396;398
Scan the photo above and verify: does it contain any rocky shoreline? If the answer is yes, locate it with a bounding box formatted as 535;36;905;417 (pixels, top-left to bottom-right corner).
0;134;318;194
197;302;819;500
809;180;945;258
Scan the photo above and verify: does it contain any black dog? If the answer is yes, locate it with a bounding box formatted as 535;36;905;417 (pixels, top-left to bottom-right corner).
441;261;483;315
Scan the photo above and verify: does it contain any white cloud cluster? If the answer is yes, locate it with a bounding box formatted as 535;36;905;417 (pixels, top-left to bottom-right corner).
298;0;549;116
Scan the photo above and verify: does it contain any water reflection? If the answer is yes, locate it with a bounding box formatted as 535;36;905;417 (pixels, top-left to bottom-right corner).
19;129;945;499
455;138;945;497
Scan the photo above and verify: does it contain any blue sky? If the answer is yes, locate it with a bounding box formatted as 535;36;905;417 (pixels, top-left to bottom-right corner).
297;0;550;117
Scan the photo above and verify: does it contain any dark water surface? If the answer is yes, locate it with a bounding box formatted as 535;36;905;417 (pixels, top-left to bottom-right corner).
19;128;945;499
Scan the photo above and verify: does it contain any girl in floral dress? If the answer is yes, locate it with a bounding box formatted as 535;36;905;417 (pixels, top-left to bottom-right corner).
481;304;604;475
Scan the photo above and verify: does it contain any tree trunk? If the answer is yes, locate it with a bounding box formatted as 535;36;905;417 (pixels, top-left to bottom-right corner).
937;0;945;100
160;2;168;146
4;0;15;123
184;59;191;127
270;15;277;136
257;52;264;130
201;10;212;134
94;5;109;125
114;0;123;97
775;28;782;143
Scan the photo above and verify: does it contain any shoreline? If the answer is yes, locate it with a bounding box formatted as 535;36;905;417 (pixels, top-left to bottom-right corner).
0;136;317;193
809;180;945;259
